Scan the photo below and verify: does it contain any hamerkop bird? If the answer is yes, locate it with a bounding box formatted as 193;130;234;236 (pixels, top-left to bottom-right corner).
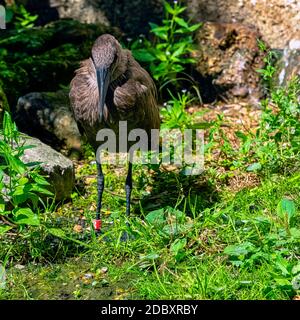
70;34;160;234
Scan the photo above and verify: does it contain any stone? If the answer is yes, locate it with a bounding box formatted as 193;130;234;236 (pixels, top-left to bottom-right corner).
20;135;75;200
276;49;300;87
49;0;110;26
18;0;164;38
187;0;300;49
100;267;108;274
15;90;81;155
14;264;25;270
0;133;75;201
193;22;265;105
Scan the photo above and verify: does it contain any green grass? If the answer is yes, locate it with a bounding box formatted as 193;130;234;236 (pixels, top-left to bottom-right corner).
1;163;299;300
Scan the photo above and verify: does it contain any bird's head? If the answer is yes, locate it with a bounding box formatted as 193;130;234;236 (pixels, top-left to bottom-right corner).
91;34;125;122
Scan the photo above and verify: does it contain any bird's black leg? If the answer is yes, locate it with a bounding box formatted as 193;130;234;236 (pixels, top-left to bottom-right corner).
120;153;133;242
125;161;133;217
95;160;104;235
125;151;134;217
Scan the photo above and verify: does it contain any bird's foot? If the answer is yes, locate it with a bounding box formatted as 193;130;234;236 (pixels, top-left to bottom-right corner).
120;223;135;242
120;231;130;242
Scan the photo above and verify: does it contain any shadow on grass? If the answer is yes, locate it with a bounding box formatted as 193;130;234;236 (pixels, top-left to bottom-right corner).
135;168;220;217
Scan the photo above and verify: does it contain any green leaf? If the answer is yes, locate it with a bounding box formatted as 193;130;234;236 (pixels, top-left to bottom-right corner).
171;44;185;59
150;26;169;40
30;184;53;196
189;122;213;129
292;264;300;275
47;228;67;239
170;238;187;255
145;208;165;226
140;253;160;260
162;224;182;236
132;49;156;62
188;23;202;32
274;278;292;287
155;51;168;62
18;177;29;185
224;242;256;257
11;185;32;206
5;8;14;23
164;1;175;14
165;206;185;222
0;225;12;235
3;112;14;140
276;198;296;224
275;257;290;276
290;228;300;239
149;22;159;30
174;17;189;29
13;207;40;226
30;172;50;186
246;162;262;172
4;153;26;174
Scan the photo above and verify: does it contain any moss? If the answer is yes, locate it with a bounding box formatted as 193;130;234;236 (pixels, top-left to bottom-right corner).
0;19;121;109
0;80;10;123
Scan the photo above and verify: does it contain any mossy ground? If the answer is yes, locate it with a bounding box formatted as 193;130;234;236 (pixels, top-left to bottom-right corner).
1;156;299;300
0;105;299;300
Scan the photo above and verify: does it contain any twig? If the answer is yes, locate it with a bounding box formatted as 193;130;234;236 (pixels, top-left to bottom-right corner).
0;215;17;228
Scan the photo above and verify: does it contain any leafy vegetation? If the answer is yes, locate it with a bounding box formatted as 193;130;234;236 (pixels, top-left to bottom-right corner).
0;112;53;234
131;1;201;94
0;1;299;301
5;4;38;30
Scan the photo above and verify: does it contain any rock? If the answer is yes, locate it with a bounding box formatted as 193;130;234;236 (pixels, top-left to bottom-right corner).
21;0;164;38
14;264;25;270
97;0;164;37
49;0;110;26
21;135;75;200
187;0;300;49
15;90;81;155
0;19;120;108
100;267;108;274
194;22;265;105
0;265;5;289
83;273;93;280
0;133;75;200
276;48;300;87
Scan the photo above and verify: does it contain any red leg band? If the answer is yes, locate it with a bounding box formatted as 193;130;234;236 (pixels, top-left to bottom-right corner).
94;219;102;231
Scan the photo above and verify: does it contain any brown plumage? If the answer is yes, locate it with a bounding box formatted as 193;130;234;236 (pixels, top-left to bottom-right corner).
69;34;160;236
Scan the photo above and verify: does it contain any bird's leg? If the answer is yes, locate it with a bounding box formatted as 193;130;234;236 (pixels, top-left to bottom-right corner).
125;161;133;218
125;152;133;218
120;153;133;242
94;160;104;234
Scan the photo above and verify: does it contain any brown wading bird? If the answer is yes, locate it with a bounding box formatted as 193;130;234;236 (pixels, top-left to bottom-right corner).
70;34;160;236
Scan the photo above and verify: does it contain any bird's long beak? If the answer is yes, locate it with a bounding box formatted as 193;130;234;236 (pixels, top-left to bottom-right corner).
96;67;110;122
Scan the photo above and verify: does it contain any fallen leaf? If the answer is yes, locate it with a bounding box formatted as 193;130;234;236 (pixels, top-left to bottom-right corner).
73;225;83;233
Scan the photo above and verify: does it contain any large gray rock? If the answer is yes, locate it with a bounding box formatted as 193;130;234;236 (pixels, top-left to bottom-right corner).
22;0;163;38
187;0;300;50
21;135;75;200
1;134;75;201
193;22;265;105
49;0;110;26
15;91;82;156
